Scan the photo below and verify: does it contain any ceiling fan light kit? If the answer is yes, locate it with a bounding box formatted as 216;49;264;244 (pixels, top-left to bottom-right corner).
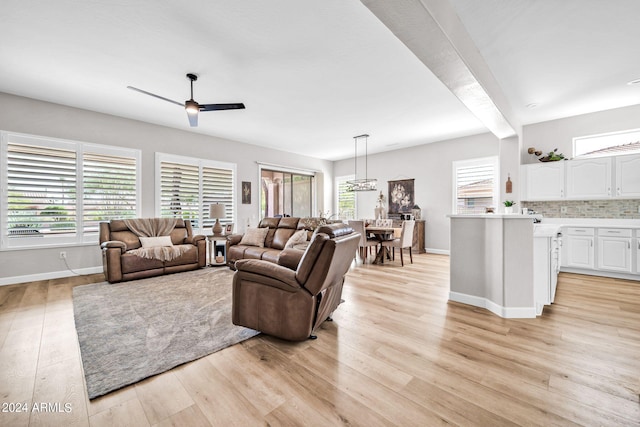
128;73;245;127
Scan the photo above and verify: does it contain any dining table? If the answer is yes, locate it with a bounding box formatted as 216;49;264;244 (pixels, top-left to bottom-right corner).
365;225;401;264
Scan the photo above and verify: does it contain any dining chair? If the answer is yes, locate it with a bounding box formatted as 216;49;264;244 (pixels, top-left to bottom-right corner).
348;220;379;261
381;220;415;266
375;218;393;227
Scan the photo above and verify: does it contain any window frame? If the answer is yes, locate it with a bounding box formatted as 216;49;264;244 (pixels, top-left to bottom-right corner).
0;131;141;250
573;128;640;158
257;162;316;220
335;174;357;220
155;153;236;234
452;156;499;215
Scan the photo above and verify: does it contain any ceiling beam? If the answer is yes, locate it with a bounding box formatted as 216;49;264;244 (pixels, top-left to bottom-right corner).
361;0;520;139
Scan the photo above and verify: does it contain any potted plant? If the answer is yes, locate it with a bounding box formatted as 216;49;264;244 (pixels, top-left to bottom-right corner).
503;200;516;214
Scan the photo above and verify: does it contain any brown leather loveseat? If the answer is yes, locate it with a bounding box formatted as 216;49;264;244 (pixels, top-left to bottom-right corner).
99;218;206;283
232;225;360;341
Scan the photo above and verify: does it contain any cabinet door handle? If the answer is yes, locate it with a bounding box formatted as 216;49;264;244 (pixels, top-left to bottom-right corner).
617;187;621;195
590;240;593;247
607;187;611;196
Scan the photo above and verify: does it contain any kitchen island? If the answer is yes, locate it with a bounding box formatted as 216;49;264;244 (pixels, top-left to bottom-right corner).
448;214;542;318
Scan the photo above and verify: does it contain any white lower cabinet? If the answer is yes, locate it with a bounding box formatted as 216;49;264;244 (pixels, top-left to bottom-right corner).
563;228;595;269
597;229;632;273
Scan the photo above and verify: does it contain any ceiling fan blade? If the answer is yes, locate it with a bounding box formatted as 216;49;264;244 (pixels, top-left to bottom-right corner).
127;86;184;107
199;103;246;111
187;111;198;127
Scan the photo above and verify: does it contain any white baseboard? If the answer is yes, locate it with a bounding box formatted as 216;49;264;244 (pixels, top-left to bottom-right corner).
425;248;450;255
449;291;537;318
0;266;103;286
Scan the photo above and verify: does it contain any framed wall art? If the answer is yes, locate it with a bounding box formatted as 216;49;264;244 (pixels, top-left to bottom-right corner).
242;181;251;204
388;179;415;214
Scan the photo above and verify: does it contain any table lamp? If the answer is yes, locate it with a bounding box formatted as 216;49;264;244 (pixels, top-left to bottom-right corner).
209;203;225;235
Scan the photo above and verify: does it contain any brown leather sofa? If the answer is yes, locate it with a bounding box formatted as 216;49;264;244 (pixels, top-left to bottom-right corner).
232;224;360;341
99;219;206;283
227;217;354;270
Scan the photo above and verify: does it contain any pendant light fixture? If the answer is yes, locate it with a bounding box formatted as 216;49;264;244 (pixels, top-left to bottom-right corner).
346;134;377;192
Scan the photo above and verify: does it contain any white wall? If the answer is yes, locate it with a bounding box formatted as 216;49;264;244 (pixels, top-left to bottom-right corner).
0;92;332;283
522;104;640;164
334;132;500;253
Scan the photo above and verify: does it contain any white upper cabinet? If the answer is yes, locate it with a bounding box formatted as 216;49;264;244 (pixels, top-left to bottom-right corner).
521;153;640;201
565;157;612;199
615;153;640;198
522;162;565;201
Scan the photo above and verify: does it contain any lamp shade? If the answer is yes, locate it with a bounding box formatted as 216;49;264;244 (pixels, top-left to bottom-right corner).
209;203;226;219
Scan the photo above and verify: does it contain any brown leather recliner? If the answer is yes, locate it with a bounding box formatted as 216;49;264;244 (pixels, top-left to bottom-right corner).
232;224;360;341
99;219;206;283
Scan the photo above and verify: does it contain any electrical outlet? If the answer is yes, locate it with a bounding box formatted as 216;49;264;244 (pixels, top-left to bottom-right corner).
59;251;66;259
560;206;567;214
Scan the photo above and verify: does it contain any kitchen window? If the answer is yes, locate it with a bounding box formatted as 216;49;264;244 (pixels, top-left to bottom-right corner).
574;128;640;158
0;131;140;249
452;157;499;214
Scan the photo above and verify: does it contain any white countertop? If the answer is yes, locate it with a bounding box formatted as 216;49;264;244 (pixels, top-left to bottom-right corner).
540;218;640;228
447;214;543;219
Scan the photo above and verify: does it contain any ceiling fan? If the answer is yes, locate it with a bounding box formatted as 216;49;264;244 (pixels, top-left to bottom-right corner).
127;73;245;127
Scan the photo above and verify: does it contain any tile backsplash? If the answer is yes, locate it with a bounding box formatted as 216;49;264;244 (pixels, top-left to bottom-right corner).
521;199;640;219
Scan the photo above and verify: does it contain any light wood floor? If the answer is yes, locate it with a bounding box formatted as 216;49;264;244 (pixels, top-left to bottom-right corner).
1;254;639;426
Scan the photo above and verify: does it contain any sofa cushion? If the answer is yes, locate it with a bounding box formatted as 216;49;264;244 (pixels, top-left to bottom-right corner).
121;252;165;274
243;246;271;260
271;228;297;250
260;249;282;264
239;227;269;247
140;235;173;248
284;230;307;249
165;245;198;266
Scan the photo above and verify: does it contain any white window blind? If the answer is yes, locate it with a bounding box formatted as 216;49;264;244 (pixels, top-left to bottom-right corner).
453;157;498;214
202;166;234;229
6;143;78;236
157;154;236;232
1;131;141;249
83;151;138;233
336;175;356;220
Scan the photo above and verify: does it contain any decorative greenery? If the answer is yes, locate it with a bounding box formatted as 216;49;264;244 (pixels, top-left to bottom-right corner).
503;200;516;207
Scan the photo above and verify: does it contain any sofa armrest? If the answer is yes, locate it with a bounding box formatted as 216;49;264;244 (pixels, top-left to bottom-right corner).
227;234;243;246
235;259;300;291
184;234;205;245
100;240;127;253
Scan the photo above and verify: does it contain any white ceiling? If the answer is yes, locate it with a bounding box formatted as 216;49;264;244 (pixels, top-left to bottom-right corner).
1;0;639;161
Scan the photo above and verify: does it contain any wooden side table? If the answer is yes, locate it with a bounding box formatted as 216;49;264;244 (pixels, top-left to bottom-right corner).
205;234;227;266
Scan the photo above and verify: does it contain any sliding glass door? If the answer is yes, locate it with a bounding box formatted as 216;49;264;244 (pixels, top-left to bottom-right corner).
260;169;314;218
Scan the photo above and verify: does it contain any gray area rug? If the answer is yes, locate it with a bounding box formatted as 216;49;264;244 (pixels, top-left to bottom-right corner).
73;268;259;399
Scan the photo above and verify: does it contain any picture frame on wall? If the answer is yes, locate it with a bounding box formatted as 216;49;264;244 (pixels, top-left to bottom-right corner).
388;179;415;214
242;181;251;204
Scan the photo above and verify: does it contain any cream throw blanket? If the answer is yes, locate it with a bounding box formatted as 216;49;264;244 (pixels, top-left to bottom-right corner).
123;218;191;262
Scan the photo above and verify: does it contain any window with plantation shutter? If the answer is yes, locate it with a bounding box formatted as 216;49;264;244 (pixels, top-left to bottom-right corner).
453;157;499;214
1;131;141;249
157;153;236;233
83;151;138;233
6;142;78;237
